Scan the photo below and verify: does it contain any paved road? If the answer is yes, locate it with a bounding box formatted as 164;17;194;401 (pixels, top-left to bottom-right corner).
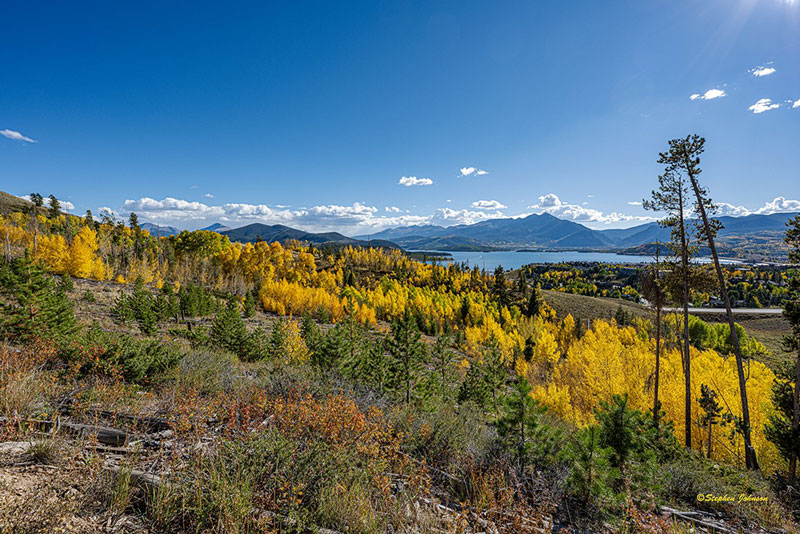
662;307;783;315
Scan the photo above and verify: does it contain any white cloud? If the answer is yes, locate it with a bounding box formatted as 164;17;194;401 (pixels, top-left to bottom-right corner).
398;176;433;187
716;203;752;217
718;197;800;216
627;201;642;206
19;194;74;211
690;89;726;101
459;167;488;177
536;193;563;208
385;206;401;213
471;200;507;210
528;193;654;225
431;208;505;226
203;193;214;198
750;66;776;77
793;99;800;109
748;98;780;114
122;196;433;234
1;129;37;143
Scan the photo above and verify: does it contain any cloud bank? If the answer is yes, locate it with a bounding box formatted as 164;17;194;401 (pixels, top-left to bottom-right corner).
528;193;654;225
718;197;800;217
115;192;800;236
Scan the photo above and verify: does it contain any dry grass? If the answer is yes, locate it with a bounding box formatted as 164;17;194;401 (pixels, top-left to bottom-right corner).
541;289;650;322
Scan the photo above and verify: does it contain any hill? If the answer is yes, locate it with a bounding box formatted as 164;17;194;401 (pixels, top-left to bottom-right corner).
388;235;501;252
200;222;232;232
0;191;33;214
541;289;650;323
221;223;400;249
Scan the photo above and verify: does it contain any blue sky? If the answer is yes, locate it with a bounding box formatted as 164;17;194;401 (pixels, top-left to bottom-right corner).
1;0;799;234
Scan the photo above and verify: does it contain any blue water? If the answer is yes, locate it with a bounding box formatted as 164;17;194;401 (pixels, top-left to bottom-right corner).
415;250;737;272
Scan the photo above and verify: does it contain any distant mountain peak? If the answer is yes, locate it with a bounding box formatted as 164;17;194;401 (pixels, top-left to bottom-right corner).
200;222;231;232
140;222;180;236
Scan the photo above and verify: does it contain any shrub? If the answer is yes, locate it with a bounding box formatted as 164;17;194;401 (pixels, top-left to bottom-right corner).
59;327;182;384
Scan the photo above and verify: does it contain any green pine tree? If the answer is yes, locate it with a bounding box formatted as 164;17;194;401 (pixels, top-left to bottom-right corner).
387;311;428;404
210;297;250;358
525;284;542;317
697;384;724;459
496;377;558;470
563;426;617;510
0;257;78;342
243;291;256;318
267;318;288;359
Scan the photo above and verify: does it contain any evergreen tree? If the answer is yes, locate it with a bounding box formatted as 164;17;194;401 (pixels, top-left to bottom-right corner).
0;257;78;342
492;266;509;308
641;247;666;431
514;270;529;300
30;193;44;207
765;362;800;484
300;312;322;355
496;377;557;469
766;214;800;483
482;339;507;415
594;394;649;470
457;339;507;414
387;311;428;404
427;333;458;400
267;318;288;359
243;291;256;318
48;194;60;218
697;384;723;459
613;306;631;326
59;273;74;293
340;333;393;393
459;296;472;325
563;426;616;509
644;141;701;451
210;297;250;358
680;134;758;469
458;362;491;408
111;278;160;335
525;284;542;317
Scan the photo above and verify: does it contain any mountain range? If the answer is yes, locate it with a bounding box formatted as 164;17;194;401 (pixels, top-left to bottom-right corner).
218;223;399;250
355;211;797;257
147;212;793;260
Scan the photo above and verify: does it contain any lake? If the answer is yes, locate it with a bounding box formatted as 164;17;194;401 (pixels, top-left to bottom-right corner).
413;250;739;272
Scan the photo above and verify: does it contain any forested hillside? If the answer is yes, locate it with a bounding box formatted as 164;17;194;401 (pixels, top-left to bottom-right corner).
1;192;799;532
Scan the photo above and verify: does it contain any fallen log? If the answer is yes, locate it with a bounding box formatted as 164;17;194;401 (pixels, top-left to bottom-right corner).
56;400;171;432
105;464;162;492
59;422;129;447
0;417;130;446
661;506;734;534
